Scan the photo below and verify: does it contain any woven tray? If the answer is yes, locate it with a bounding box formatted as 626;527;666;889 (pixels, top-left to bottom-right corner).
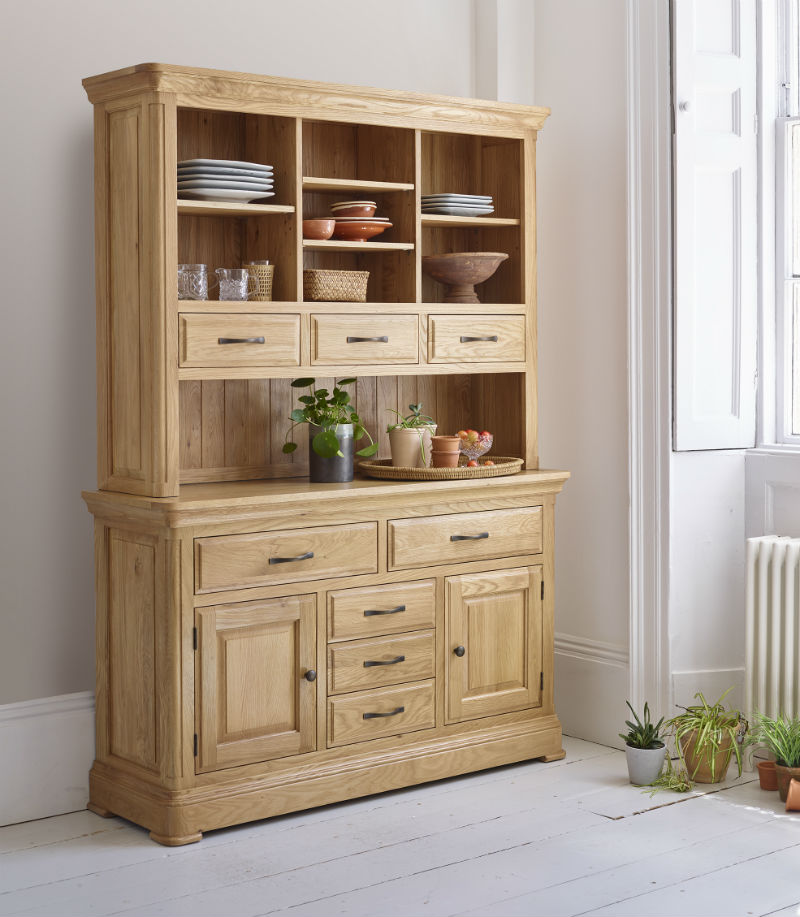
358;456;523;481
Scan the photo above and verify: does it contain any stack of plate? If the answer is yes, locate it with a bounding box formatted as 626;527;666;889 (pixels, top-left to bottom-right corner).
177;159;275;203
421;193;494;217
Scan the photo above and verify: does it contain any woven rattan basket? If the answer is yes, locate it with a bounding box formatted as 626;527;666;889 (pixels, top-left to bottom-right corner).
358;456;523;481
303;269;369;302
243;262;274;301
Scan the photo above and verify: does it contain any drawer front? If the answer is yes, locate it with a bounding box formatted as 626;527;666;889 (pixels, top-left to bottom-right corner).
195;523;378;593
179;313;300;367
388;507;542;570
428;315;525;363
327;680;435;748
328;631;435;694
328;579;436;641
312;314;418;364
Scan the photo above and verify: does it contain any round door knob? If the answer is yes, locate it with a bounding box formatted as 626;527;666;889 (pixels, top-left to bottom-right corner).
454;646;466;657
304;669;317;682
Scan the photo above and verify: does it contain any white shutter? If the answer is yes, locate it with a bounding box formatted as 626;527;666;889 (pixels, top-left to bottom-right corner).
673;0;757;450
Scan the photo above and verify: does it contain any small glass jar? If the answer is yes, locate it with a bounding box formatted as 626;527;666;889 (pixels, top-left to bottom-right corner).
177;264;208;300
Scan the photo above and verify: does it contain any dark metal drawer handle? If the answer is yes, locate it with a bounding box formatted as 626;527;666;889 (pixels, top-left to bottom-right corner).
364;605;406;617
363;655;406;668
347;336;389;343
450;532;490;542
218;337;265;345
363;706;405;719
460;335;498;343
268;551;314;565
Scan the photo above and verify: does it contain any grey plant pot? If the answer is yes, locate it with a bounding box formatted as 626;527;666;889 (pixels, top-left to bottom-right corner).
308;423;354;483
625;743;666;785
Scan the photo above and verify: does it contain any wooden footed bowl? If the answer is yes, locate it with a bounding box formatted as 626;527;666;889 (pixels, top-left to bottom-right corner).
422;252;509;303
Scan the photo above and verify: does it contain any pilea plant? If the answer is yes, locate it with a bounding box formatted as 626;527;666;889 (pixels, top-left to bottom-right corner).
282;377;378;459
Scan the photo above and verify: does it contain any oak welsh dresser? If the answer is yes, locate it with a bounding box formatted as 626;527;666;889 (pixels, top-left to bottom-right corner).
81;63;569;846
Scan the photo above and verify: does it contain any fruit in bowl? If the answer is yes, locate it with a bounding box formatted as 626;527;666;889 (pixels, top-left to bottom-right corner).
457;428;493;461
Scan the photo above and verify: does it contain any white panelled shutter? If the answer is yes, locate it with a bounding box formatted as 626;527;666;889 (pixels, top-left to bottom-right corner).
673;0;757;450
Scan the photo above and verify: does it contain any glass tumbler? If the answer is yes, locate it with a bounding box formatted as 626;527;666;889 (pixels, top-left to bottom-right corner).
177;264;208;300
216;268;252;301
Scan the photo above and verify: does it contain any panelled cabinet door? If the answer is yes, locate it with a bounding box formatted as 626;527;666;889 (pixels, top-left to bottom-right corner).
445;567;542;724
196;595;316;773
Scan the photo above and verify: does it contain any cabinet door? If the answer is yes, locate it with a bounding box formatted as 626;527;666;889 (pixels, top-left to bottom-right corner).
445;567;542;724
196;595;316;772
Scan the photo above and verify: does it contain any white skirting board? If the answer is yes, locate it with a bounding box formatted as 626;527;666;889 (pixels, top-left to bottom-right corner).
0;692;94;826
554;634;630;749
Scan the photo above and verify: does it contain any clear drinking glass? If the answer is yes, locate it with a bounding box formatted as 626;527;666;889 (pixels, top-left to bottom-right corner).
216;268;254;301
177;264;208;300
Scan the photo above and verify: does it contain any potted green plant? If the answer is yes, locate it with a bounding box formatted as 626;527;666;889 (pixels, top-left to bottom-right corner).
386;403;437;468
620;701;666;785
668;689;747;784
282;377;377;482
748;713;800;802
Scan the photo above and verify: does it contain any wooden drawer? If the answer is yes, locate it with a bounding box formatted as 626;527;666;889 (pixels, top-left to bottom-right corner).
328;579;436;642
179;313;300;367
312;314;418;364
388;506;542;570
195;522;377;593
327;680;435;748
428;315;525;363
328;631;435;695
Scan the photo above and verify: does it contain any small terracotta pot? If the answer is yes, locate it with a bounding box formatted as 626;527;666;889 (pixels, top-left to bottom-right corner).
431;435;460;453
776;764;800;802
786;777;800;812
757;760;778;791
431;450;460;468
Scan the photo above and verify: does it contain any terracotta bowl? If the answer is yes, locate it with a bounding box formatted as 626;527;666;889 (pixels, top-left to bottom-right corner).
303;219;336;240
421;252;509;303
332;220;392;243
331;201;377;218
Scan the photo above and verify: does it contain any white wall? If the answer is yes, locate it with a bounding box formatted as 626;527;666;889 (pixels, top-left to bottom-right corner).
0;0;475;707
533;0;631;744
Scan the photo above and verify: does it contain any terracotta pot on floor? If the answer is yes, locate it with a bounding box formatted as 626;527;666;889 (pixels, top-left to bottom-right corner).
776;764;800;802
757;760;778;791
680;730;735;783
785;778;800;812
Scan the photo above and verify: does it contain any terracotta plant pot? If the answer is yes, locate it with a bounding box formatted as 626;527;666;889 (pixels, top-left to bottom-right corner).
786;778;800;812
388;425;436;468
625;744;666;786
432;435;460;453
757;760;778;791
776;764;800;802
680;729;735;784
431;450;460;468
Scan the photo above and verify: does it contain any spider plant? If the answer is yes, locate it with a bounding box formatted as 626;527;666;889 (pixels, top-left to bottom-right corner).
748;712;800;767
386;403;437;464
667;688;747;783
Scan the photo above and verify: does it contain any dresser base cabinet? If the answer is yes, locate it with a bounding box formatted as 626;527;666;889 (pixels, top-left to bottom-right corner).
84;472;568;845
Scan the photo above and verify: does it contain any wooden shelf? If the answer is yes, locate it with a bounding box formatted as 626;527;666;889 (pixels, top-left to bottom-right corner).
177;199;295;217
303;239;414;252
421;214;521;228
302;177;414;194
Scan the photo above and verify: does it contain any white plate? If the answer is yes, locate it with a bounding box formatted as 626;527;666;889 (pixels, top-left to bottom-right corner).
178;158;273;172
422;193;492;202
177;179;274;191
178;165;274;179
421;206;495;216
178;188;276;203
177;174;274;188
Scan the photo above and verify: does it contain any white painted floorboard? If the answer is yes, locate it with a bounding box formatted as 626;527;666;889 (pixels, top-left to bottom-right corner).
0;737;798;917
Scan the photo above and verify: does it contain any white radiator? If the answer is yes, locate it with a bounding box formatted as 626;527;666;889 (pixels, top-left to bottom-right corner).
745;536;800;719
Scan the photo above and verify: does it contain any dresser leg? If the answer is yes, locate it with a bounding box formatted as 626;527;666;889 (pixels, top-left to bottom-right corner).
149;830;203;847
540;749;566;762
87;803;115;818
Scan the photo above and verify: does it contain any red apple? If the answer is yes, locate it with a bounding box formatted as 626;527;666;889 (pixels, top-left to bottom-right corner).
466;430;479;443
467;459;479;467
456;430;468;439
484;460;495;466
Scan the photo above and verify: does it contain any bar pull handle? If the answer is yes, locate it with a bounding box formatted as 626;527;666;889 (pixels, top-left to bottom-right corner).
460;335;498;343
269;551;314;565
363;605;406;617
363;655;406;668
217;337;265;344
450;532;490;542
347;336;389;343
363;706;405;720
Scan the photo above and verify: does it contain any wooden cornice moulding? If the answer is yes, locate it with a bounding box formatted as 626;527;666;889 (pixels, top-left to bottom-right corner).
82;62;551;133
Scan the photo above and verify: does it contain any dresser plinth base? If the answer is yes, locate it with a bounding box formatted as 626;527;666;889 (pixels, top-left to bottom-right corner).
89;714;563;845
539;749;567;762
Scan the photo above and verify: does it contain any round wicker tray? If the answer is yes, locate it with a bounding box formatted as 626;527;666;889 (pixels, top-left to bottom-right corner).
358;456;523;481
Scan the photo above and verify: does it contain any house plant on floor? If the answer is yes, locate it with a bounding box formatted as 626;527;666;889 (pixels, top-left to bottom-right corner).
748;712;800;802
283;377;378;482
620;701;666;785
386;403;437;468
668;689;747;784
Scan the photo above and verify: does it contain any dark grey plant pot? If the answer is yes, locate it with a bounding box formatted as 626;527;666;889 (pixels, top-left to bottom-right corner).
308;423;354;483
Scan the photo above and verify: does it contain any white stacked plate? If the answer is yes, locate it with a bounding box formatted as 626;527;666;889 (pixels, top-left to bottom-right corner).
177;159;275;203
421;193;494;217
